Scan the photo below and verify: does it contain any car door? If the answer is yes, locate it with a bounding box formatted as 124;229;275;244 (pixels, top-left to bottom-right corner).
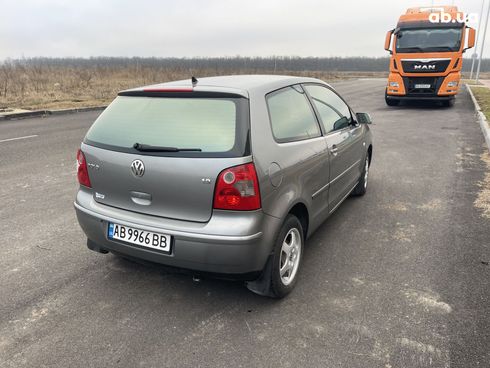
263;84;330;223
348;108;366;179
303;84;363;212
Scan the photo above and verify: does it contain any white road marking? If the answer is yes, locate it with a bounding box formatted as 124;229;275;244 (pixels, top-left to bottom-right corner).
0;134;38;143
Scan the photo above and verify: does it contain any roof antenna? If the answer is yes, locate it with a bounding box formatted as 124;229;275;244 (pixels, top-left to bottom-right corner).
191;76;198;87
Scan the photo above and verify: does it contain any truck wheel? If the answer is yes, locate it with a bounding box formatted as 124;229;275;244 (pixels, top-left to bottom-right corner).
385;90;400;106
442;99;455;108
385;96;400;106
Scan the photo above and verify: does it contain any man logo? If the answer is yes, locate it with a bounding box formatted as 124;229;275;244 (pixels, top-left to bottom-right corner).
414;64;436;70
131;159;145;177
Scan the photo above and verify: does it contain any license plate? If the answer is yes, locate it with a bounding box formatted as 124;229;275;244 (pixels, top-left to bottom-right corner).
108;223;172;253
415;84;431;89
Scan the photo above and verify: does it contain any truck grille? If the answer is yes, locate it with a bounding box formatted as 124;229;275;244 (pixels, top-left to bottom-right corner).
401;59;451;73
402;77;444;96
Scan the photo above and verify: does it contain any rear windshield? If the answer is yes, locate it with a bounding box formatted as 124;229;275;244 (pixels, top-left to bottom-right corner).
84;96;249;157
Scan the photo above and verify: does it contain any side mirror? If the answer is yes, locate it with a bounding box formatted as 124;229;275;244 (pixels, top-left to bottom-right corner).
465;27;476;50
385;30;394;54
356;112;372;124
333;116;350;131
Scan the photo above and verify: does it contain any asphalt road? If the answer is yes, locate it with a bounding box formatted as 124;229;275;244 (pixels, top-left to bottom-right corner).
1;79;489;368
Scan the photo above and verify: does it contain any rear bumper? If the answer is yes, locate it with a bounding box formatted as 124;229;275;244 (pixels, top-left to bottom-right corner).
74;190;281;275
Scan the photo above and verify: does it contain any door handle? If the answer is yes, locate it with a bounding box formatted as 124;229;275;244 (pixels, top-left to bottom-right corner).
330;145;338;156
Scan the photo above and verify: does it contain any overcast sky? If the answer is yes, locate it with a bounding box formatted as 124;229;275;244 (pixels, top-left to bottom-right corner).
0;0;487;59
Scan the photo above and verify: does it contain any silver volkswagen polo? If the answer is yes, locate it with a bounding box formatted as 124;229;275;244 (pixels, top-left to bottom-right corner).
74;75;373;298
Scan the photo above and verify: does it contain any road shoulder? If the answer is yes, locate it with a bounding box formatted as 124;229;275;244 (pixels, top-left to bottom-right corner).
466;84;490;154
0;106;106;122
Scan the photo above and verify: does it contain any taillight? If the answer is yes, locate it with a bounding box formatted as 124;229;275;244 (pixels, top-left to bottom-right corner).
76;149;92;188
213;163;261;211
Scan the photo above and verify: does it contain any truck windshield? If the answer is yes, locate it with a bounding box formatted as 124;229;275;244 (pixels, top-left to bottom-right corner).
395;28;462;53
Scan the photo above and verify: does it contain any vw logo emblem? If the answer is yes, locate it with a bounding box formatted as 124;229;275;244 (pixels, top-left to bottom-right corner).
131;159;145;177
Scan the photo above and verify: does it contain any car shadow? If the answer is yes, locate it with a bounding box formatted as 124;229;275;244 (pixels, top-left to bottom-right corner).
103;251;280;307
97;196;360;303
91;195;367;308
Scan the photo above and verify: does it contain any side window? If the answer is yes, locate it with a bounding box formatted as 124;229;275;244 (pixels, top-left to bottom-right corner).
304;85;352;133
267;85;321;143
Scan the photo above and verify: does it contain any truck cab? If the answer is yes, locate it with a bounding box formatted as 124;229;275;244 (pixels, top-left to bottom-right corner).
384;6;475;107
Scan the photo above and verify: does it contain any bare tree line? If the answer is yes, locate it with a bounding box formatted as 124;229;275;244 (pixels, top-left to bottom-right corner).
3;56;488;74
1;56;489;110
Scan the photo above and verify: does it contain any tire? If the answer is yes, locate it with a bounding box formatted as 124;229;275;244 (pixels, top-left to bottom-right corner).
385;96;400;106
248;214;304;298
352;154;370;196
442;99;455;108
385;90;400;106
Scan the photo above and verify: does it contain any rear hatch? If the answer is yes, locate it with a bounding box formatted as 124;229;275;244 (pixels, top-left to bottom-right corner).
82;89;250;223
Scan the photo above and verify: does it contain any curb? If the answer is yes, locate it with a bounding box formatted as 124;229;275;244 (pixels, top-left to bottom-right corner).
0;106;107;121
49;106;107;116
466;84;490;154
1;110;49;120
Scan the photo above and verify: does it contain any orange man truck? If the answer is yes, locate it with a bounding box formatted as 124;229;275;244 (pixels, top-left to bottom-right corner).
384;6;475;107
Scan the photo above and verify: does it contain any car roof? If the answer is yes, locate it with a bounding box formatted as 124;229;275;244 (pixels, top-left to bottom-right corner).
121;75;330;98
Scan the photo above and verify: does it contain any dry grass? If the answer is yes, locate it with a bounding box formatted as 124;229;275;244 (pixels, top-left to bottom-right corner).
470;86;490;126
1;57;487;111
0;62;387;110
470;86;490;219
462;72;490;80
462;79;483;85
475;151;490;219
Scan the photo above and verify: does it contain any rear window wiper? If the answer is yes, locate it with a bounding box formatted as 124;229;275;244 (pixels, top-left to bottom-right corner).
133;143;202;152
